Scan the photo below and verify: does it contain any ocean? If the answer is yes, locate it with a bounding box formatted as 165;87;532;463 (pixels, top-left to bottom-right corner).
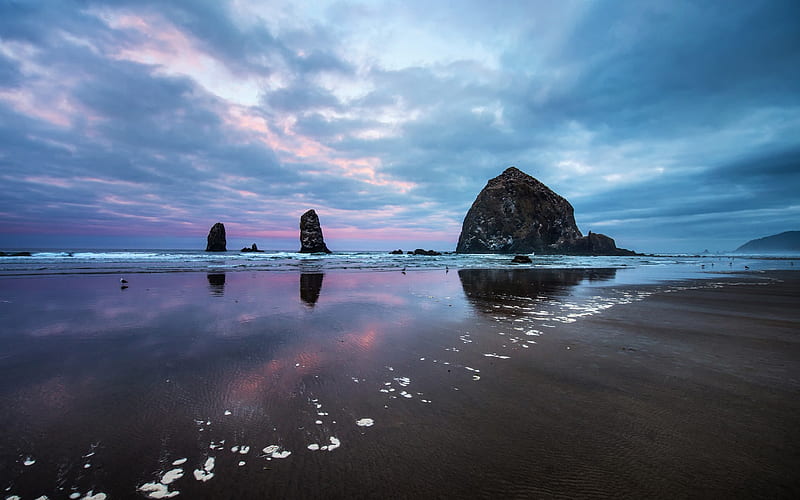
1;248;796;279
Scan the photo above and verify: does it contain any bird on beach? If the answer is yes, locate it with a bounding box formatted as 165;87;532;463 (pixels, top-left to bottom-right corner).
401;267;406;275
120;278;128;284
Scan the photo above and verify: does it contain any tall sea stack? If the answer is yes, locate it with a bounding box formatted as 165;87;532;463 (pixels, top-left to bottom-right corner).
299;209;332;253
206;222;227;252
456;167;635;255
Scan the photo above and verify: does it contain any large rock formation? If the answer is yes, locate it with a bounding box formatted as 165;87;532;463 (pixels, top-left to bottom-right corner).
456;167;581;253
206;222;227;252
456;167;635;255
299;209;332;253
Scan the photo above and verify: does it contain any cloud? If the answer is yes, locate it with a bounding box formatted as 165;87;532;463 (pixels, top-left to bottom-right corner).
0;0;798;252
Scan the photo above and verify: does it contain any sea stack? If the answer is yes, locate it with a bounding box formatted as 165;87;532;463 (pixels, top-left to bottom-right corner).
206;222;227;252
456;167;582;253
456;167;635;255
299;209;332;254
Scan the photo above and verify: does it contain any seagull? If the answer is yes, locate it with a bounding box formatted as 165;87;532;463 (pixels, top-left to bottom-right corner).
401;267;406;275
120;278;128;284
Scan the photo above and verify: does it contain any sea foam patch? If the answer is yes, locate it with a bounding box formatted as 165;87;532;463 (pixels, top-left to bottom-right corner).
138;482;179;498
160;468;184;484
483;353;510;359
356;418;374;427
193;457;215;482
262;445;291;459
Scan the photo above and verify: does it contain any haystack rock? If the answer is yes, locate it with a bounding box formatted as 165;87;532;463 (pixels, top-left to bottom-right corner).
206;222;227;252
299;209;332;253
456;167;635;256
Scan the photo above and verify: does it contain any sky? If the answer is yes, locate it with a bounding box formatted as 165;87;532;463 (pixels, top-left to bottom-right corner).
0;0;798;253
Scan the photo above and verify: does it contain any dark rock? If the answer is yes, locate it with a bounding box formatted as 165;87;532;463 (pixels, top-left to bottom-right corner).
456;167;636;255
389;249;404;255
241;243;264;253
0;251;32;256
206;222;227;252
511;255;532;263
411;249;442;256
557;231;637;256
299;209;332;253
456;167;582;254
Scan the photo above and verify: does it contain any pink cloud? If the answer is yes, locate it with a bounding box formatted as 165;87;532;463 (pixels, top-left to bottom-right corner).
0;88;75;127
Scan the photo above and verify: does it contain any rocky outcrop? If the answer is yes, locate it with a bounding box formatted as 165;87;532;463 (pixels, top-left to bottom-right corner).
511;255;532;263
206;222;227;252
241;243;264;253
389;249;404;255
457;167;582;254
299;209;332;253
558;231;637;256
409;249;442;256
456;167;636;256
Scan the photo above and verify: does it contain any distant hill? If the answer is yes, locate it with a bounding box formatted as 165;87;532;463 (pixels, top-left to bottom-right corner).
735;231;800;253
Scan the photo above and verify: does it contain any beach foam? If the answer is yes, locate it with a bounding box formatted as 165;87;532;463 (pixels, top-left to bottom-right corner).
138;482;180;498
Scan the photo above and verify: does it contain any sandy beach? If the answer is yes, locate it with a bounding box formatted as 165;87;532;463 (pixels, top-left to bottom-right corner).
0;269;798;498
453;270;800;498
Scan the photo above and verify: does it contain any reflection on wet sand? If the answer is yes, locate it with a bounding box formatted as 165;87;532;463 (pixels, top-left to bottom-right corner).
207;273;226;296
458;268;617;315
300;273;324;306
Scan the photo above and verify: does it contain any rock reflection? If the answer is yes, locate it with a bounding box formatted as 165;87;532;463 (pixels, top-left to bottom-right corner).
300;273;324;306
458;268;617;315
207;272;226;296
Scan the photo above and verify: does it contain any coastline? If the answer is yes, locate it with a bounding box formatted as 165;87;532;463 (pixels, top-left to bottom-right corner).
0;268;797;498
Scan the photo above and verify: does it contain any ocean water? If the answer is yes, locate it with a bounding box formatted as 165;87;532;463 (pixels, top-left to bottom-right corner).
0;248;796;279
0;252;797;498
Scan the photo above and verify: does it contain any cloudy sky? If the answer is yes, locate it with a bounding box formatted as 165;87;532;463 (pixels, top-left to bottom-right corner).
1;0;798;253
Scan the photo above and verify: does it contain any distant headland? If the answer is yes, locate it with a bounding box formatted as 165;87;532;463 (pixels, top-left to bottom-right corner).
735;231;800;254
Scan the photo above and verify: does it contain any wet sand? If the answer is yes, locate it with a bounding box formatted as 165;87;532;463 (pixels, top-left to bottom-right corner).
459;270;800;498
0;269;798;498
